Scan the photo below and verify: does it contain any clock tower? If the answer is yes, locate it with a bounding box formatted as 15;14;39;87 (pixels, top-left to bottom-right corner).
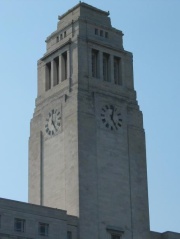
29;3;150;239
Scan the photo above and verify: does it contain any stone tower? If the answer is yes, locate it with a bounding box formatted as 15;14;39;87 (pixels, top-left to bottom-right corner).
29;3;150;239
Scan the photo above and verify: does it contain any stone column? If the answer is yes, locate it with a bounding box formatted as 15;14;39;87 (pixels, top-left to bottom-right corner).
51;60;54;87
120;57;123;86
89;48;92;78
67;50;70;80
99;51;103;81
59;55;62;83
110;54;114;83
60;52;67;82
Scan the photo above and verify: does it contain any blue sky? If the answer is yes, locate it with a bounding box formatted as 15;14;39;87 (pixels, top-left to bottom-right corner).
0;0;179;234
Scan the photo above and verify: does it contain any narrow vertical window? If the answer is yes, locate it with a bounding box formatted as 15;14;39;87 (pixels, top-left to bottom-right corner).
95;28;98;35
105;32;108;38
56;36;59;42
103;53;110;82
100;30;103;37
62;51;67;81
39;222;49;236
45;62;51;91
111;235;121;239
54;57;59;86
67;231;72;239
64;31;66;38
114;57;122;85
60;34;63;40
14;218;25;232
92;49;98;78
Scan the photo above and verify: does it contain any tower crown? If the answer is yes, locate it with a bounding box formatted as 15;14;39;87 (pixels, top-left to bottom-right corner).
58;2;110;24
45;2;123;55
37;3;127;104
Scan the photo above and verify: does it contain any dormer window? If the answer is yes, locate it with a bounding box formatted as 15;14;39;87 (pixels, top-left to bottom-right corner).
94;28;109;39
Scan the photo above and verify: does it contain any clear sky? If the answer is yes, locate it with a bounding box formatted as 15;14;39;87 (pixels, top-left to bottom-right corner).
0;0;179;234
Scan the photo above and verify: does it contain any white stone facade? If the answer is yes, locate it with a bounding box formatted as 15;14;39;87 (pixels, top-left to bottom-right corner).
0;3;179;239
0;197;77;239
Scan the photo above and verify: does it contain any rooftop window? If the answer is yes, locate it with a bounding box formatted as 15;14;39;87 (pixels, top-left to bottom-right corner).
39;222;49;236
14;218;25;232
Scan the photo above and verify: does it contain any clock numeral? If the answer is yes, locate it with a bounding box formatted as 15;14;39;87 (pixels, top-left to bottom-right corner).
111;126;113;130
105;105;109;109
102;108;105;112
106;123;109;128
118;123;122;127
102;118;106;123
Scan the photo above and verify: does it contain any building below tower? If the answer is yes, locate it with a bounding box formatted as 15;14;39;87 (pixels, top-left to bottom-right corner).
0;197;179;239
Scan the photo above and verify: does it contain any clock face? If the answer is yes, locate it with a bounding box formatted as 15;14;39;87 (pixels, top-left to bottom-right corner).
45;109;61;136
101;105;122;130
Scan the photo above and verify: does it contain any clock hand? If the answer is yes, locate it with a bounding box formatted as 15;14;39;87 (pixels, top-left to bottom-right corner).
51;113;54;123
52;120;57;131
110;108;115;122
110;108;113;120
109;108;118;129
51;114;57;131
112;107;114;119
112;118;118;130
51;113;56;127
